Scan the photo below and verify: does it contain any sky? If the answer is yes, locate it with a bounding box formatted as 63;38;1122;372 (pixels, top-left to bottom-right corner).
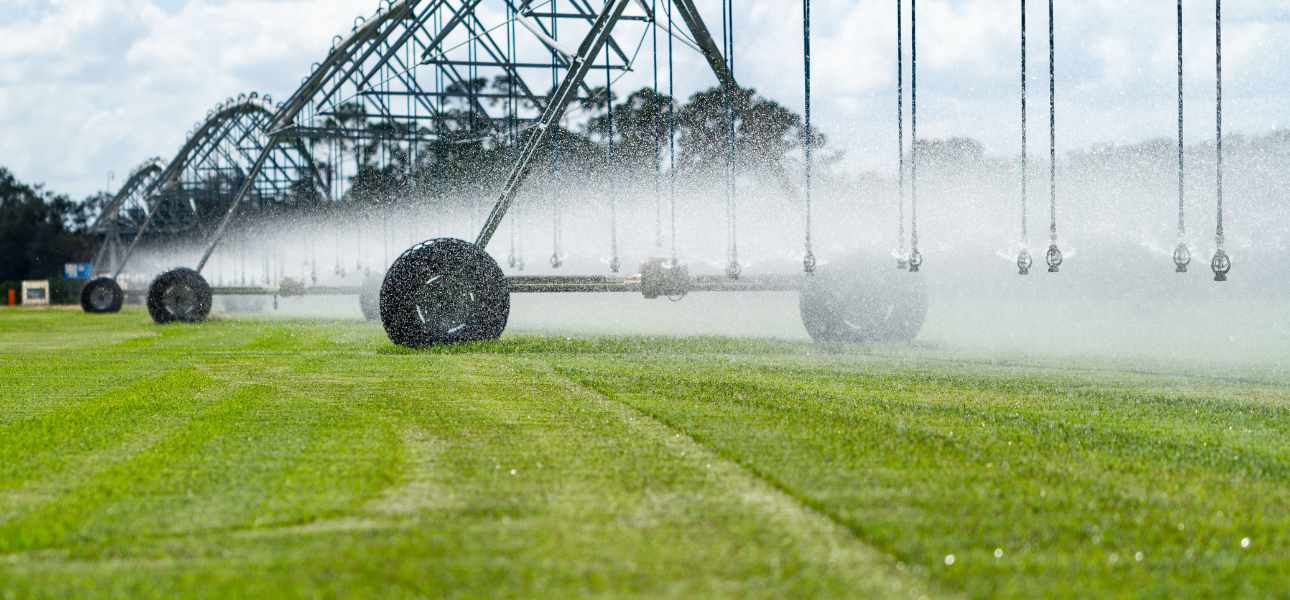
1;0;1288;198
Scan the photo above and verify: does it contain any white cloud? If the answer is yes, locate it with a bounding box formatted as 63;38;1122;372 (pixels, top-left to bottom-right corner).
1;0;1287;197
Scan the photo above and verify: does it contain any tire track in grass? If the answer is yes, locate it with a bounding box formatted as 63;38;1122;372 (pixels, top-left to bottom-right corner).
213;355;937;598
543;362;948;600
565;357;1290;596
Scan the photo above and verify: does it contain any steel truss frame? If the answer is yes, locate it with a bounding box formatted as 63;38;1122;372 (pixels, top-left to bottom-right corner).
90;158;163;278
103;95;324;280
192;0;734;276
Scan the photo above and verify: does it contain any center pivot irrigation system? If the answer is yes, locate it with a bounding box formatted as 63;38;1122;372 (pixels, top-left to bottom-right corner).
84;0;1236;348
82;93;325;315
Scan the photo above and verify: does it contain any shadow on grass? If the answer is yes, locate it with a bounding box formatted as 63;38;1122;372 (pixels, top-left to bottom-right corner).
373;334;942;359
376;334;822;357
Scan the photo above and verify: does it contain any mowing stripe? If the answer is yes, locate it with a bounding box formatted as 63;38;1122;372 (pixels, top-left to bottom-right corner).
0;369;219;495
0;383;272;553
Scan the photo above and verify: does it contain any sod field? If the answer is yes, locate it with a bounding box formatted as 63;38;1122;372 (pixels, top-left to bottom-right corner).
0;307;1286;598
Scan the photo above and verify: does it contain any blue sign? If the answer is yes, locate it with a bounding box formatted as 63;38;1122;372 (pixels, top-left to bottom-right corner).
64;263;93;280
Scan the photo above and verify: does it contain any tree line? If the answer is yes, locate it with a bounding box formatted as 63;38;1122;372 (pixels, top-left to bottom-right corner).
0;169;98;281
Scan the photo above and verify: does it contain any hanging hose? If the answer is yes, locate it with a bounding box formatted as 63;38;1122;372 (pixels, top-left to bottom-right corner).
723;0;740;280
802;0;816;275
606;41;621;274
896;0;908;270
668;0;679;267
506;1;519;271
508;9;518;270
1174;0;1191;273
908;0;923;273
332;138;344;277
309;221;318;284
550;2;563;270
1018;0;1032;275
652;0;664;252
1211;0;1230;282
1045;0;1063;273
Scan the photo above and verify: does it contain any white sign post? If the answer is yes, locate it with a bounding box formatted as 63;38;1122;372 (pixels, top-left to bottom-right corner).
21;281;50;306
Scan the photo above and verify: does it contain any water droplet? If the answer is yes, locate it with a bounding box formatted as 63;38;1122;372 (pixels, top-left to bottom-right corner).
1241;537;1251;549
993;548;1004;559
1177;523;1185;531
944;554;956;566
509;468;518;476
1134;551;1144;562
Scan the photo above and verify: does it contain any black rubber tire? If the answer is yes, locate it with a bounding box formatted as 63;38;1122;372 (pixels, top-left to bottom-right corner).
380;238;510;347
359;275;381;321
147;268;213;325
800;253;928;343
80;277;124;314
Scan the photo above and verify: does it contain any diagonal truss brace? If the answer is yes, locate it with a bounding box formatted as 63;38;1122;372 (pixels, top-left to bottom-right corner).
115;103;322;279
474;0;737;249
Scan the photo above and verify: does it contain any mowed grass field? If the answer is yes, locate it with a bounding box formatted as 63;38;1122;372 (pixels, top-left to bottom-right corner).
1;307;1287;598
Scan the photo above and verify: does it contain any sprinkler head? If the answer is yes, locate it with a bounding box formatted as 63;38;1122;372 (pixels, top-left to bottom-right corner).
1210;248;1231;282
507;253;517;269
803;251;817;275
1017;248;1033;275
1173;242;1192;273
896;255;909;270
550;254;563;269
907;250;924;273
1045;243;1063;273
609;256;621;274
725;260;742;280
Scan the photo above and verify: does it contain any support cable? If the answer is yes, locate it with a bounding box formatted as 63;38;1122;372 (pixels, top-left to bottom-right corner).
802;0;816;274
1045;0;1063;273
1211;0;1230;281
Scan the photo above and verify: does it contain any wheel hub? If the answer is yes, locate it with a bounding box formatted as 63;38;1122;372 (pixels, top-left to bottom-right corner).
90;286;114;310
413;274;475;336
163;284;198;318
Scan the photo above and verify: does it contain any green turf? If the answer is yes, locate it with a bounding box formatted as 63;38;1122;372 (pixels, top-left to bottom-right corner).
0;307;1286;598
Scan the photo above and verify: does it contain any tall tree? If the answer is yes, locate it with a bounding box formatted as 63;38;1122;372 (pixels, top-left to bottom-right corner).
0;168;92;280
